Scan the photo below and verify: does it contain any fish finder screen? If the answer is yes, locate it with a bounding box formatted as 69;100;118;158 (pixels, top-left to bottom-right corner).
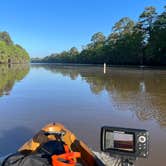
105;131;134;152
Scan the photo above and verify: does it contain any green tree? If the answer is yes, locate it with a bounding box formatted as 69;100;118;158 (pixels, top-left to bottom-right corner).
108;17;134;43
112;17;134;35
144;6;166;65
0;31;13;45
139;6;157;41
0;31;29;64
91;32;106;44
69;47;79;56
105;17;138;65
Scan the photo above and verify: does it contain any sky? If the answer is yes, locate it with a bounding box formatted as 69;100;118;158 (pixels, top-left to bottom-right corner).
0;0;165;58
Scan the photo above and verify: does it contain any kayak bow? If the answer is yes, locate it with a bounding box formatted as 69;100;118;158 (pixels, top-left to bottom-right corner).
19;123;105;166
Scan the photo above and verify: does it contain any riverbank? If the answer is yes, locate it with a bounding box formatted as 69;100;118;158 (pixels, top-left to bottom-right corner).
30;62;166;70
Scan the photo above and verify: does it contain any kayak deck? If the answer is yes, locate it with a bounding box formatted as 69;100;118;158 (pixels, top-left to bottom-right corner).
19;123;104;166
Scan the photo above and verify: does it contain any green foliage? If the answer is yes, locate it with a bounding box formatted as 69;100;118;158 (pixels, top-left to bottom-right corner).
0;31;30;64
69;47;79;56
144;6;166;65
32;5;166;66
138;6;157;43
91;32;106;44
111;17;134;38
0;31;13;45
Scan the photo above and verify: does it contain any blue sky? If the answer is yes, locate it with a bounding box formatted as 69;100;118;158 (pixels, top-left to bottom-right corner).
0;0;165;57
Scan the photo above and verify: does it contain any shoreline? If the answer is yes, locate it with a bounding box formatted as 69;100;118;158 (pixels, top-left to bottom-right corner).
30;62;166;70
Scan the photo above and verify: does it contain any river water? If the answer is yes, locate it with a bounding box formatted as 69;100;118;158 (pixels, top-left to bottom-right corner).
0;64;166;166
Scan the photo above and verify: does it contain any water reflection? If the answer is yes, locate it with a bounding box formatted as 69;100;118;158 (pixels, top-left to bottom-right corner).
0;126;34;155
0;64;30;97
31;64;166;127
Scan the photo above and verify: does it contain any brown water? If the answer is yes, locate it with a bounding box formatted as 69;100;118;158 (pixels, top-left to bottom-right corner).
0;64;166;166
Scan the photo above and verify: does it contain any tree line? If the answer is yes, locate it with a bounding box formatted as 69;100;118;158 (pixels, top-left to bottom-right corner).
0;31;30;64
32;6;166;66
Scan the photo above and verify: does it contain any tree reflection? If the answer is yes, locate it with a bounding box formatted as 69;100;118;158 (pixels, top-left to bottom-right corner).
32;64;166;127
0;64;30;97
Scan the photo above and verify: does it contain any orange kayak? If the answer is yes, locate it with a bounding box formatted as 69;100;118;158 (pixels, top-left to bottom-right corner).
19;123;105;166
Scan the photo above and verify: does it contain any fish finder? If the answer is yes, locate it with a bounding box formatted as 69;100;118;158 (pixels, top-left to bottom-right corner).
101;126;149;165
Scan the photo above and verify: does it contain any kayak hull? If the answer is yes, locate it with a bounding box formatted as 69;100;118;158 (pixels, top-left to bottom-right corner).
19;123;104;166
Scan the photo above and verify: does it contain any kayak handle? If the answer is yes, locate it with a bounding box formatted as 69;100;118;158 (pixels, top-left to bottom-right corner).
44;131;66;137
